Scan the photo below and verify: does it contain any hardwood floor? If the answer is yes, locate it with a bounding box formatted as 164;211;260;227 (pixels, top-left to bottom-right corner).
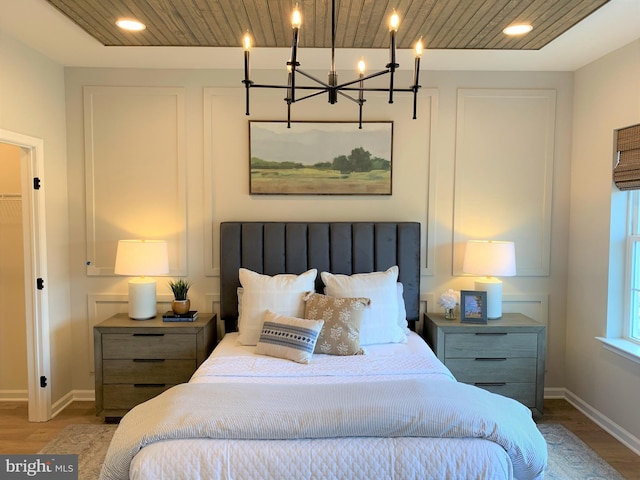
0;398;638;478
0;401;103;454
537;399;640;479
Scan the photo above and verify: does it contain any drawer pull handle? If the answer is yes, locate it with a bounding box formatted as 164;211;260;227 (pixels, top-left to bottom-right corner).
475;382;506;387
133;359;165;363
133;384;166;388
475;332;508;336
475;358;507;361
133;333;165;337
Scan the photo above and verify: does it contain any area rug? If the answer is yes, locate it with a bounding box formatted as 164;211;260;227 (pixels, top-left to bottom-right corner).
38;423;624;480
38;424;117;480
538;423;625;479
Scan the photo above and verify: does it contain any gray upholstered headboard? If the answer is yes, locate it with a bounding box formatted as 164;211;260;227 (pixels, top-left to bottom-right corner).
219;222;421;334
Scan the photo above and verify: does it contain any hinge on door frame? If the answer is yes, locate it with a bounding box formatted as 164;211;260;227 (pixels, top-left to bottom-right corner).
37;278;44;290
33;177;41;190
40;376;47;388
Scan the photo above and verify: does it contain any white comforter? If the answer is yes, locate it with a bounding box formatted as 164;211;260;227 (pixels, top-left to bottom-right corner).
101;332;547;480
190;333;455;384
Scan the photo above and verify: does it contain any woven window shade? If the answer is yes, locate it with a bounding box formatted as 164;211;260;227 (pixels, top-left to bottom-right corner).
613;123;640;191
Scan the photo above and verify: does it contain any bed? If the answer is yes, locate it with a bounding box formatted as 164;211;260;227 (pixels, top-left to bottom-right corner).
100;222;547;480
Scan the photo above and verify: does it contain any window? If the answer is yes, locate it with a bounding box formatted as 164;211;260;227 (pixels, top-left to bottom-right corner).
627;191;640;344
598;124;640;363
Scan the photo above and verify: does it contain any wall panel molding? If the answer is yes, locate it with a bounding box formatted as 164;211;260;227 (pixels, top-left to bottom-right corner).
83;86;187;276
453;89;556;276
203;87;439;277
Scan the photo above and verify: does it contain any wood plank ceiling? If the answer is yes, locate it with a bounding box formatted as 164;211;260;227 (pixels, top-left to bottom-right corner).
45;0;609;50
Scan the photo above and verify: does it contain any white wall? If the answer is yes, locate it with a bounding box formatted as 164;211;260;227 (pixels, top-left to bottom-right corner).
0;32;72;405
568;39;640;443
63;66;573;396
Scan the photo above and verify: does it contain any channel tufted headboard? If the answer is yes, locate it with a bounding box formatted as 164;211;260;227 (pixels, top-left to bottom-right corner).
219;222;421;334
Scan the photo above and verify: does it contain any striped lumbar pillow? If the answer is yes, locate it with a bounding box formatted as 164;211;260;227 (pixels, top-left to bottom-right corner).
255;310;324;364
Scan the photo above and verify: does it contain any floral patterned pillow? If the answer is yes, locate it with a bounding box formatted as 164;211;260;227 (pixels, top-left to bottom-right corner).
303;293;370;355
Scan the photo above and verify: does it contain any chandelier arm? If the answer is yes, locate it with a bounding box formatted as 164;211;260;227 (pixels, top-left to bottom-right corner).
296;69;331;88
336;90;360;104
250;83;327;90
333;69;390;90
291;90;329;102
341;86;415;93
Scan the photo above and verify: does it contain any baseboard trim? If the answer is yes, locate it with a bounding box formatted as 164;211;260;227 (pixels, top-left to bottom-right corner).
542;387;565;399
72;390;96;402
0;390;28;402
50;390;95;418
551;388;640;456
51;391;74;418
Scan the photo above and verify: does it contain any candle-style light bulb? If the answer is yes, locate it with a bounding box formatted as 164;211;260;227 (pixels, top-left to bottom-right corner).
415;38;424;58
389;10;399;31
243;32;252;51
357;58;366;75
292;5;302;29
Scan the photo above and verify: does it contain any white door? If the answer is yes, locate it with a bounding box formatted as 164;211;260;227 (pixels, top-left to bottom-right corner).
0;130;51;421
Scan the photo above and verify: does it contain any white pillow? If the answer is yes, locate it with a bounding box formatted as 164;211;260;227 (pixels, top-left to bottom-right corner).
321;266;406;345
237;268;317;345
255;310;324;364
396;282;410;335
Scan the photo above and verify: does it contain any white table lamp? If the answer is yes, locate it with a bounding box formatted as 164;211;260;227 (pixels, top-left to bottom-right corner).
115;239;169;320
462;240;516;319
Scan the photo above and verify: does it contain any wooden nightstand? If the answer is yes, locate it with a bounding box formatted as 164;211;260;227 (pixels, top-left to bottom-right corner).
94;313;216;420
424;312;546;416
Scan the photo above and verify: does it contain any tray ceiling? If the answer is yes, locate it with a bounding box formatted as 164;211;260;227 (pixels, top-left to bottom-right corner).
45;0;610;51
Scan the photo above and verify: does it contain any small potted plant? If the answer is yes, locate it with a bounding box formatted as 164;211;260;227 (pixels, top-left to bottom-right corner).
168;279;191;314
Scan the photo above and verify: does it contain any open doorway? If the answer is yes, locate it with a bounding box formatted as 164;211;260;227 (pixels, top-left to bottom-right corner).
0;143;28;402
0;130;51;422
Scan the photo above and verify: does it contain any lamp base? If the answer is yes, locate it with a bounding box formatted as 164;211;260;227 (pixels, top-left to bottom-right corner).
128;277;157;320
474;277;503;320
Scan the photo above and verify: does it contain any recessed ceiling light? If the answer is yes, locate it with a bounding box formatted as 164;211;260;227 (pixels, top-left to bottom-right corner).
503;24;533;36
116;18;146;31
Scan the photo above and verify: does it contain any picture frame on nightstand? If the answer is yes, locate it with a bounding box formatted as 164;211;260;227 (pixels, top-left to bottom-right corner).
460;290;488;324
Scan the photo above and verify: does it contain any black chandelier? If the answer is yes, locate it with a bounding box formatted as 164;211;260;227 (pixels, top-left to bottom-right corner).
242;0;423;128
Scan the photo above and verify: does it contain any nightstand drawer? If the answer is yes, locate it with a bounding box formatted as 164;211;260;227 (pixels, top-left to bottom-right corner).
103;359;196;384
473;383;536;407
102;333;196;359
446;357;537;383
103;384;175;410
445;332;538;358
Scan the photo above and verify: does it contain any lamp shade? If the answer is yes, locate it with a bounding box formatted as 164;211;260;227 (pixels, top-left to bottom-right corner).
462;240;516;277
115;239;169;319
114;240;169;276
463;240;516;320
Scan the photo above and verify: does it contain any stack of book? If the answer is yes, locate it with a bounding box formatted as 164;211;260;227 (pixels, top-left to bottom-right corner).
162;310;198;322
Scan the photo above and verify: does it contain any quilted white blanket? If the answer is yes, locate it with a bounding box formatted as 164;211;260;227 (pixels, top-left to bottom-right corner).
101;378;546;480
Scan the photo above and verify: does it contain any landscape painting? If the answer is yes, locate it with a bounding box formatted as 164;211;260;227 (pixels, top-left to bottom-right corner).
249;121;393;195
